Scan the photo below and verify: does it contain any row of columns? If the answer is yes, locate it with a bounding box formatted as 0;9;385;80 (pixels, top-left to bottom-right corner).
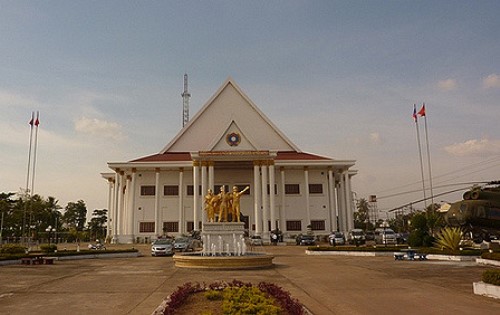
106;162;354;243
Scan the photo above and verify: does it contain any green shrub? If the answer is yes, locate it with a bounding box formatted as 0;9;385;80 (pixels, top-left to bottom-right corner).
433;227;462;250
40;244;58;253
408;230;425;247
482;270;500;286
204;290;223;301
481;252;500;261
0;244;26;254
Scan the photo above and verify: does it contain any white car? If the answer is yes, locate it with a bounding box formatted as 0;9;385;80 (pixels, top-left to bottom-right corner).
151;239;174;256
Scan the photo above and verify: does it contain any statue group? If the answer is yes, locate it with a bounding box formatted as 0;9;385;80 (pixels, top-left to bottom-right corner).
204;185;249;223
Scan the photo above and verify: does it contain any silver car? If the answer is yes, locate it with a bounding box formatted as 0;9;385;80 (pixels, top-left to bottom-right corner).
151;239;174;256
174;237;193;251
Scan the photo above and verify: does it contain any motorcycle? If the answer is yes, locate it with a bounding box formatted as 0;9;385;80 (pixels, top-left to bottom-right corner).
88;243;106;250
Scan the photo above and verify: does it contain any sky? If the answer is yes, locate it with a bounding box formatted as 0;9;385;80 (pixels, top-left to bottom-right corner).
1;1;500;220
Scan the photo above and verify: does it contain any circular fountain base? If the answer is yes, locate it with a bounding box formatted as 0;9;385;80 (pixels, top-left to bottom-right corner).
173;252;274;270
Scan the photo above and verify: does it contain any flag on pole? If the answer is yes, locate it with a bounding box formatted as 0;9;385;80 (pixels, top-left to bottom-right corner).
29;112;34;126
412;104;417;122
34;112;40;126
418;103;426;117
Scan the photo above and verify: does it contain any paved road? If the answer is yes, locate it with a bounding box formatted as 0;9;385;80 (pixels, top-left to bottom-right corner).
0;245;499;314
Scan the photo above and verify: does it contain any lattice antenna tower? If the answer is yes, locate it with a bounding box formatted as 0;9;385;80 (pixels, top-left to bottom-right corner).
182;73;191;127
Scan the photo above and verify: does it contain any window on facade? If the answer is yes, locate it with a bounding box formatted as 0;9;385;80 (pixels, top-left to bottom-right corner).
140;186;155;196
139;222;155;233
309;184;323;194
163;221;179;233
187;221;194;232
285;184;300;194
266;184;278;195
310;220;325;231
164;185;179;196
186;185;202;196
214;184;226;194
286;220;302;231
234;184;251;195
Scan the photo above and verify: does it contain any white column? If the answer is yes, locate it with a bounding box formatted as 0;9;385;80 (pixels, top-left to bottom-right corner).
193;161;200;231
339;172;347;233
280;167;286;232
208;161;214;192
124;175;131;236
269;162;276;231
201;162;208;224
112;171;120;242
154;168;161;237
118;172;125;238
128;170;136;241
328;169;337;232
304;167;311;228
178;168;184;235
261;162;269;235
253;161;262;235
345;171;354;231
106;178;114;240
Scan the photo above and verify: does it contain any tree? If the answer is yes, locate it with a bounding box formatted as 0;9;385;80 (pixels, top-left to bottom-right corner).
62;200;87;231
88;209;107;241
354;198;373;230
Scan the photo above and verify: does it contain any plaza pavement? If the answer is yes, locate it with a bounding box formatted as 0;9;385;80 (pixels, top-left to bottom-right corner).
0;243;499;315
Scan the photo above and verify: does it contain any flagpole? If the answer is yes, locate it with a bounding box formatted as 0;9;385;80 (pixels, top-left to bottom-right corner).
25;112;34;194
31;111;40;194
422;104;434;207
23;112;34;243
414;105;427;208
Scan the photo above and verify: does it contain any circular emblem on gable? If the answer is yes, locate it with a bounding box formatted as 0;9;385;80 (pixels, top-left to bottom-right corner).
226;132;241;146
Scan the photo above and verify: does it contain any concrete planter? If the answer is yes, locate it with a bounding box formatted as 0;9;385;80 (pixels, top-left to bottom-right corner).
422;254;478;261
305;250;394;257
473;281;500;299
476;258;500;267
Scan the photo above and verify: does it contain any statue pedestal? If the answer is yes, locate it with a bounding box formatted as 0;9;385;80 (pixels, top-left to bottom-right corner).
202;222;245;254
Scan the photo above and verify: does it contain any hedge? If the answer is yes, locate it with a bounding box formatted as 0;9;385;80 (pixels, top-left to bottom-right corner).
482;269;500;286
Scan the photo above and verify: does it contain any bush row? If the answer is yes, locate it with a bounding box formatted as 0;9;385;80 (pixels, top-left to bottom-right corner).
482;270;500;286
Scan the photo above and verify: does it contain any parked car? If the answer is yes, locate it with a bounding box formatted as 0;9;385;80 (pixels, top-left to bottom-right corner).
328;231;345;245
374;228;397;245
174;237;193;251
296;234;316;246
151;239;174;256
365;230;375;241
249;235;263;246
348;229;366;245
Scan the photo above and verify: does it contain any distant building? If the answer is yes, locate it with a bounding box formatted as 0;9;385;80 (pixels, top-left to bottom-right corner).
102;78;356;243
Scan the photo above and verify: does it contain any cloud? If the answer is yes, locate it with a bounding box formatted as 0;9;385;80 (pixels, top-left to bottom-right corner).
74;117;124;140
0;89;38;108
437;79;457;91
444;138;500;157
369;132;382;144
482;74;500;89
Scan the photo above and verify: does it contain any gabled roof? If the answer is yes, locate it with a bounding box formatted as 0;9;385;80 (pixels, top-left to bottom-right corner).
161;77;300;153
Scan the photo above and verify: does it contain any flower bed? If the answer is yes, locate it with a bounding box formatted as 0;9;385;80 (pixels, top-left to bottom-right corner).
153;280;307;315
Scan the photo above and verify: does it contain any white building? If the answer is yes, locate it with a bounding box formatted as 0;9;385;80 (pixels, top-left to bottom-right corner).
102;78;356;243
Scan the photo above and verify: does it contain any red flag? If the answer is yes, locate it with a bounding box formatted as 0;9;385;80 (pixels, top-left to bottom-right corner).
29;112;34;126
418;104;426;117
34;112;40;126
412;104;417;122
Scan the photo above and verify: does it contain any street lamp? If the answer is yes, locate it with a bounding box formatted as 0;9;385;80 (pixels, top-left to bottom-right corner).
381;220;390;247
45;225;55;246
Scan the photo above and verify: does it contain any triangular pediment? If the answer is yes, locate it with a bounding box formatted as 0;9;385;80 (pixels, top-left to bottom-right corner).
161;77;299;153
210;120;258;151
